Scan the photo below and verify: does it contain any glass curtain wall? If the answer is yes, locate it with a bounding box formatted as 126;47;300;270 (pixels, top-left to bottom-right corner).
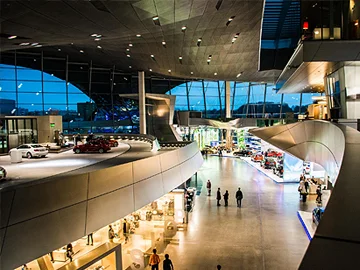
168;81;321;119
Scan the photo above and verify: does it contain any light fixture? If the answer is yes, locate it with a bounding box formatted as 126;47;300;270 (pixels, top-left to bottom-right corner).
190;71;193;75
181;26;187;32
153;16;161;26
149;68;153;72
31;43;39;46
19;43;29;46
136;34;141;37
226;16;235;26
214;72;217;76
34;45;42;48
355;22;359;26
91;34;98;37
58;48;61;51
162;41;167;48
168;69;171;73
236;72;243;78
314;30;320;35
94;38;101;41
80;50;84;53
232;33;240;44
197;38;202;47
129;65;132;68
127;54;131;57
126;48;130;51
207;59;211;63
129;43;133;47
124;77;128;81
8;35;17;40
150;54;156;61
97;45;102;49
179;56;183;64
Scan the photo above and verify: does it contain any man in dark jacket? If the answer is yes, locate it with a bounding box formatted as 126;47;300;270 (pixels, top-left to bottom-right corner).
216;188;221;206
236;188;243;207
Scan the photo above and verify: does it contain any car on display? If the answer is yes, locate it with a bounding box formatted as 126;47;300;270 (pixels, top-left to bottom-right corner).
312;207;325;225
73;141;111;154
233;149;253;157
251;153;264;162
202;147;218;154
91;137;119;147
261;157;276;169
273;165;284;178
12;144;49;159
266;150;282;157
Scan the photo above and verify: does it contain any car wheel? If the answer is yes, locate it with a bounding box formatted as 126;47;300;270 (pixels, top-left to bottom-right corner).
114;142;118;147
41;155;46;158
26;152;32;159
75;149;81;154
99;148;104;154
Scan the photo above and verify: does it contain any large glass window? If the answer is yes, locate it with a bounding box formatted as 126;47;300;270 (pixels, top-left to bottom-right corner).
248;83;265;118
188;81;205;113
282;94;301;115
232;83;249;118
265;84;282;117
301;93;322;112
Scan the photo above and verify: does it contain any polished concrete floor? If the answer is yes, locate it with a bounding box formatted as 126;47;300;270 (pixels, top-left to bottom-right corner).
164;156;315;270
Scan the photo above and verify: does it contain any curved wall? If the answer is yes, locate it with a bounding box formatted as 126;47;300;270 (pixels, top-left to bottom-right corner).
250;120;360;269
0;142;203;269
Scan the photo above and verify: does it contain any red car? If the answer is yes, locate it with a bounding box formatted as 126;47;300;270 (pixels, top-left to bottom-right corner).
91;138;119;147
266;151;282;157
251;153;264;162
73;141;111;154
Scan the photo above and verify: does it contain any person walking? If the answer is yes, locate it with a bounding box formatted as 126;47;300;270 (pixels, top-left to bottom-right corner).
216;188;221;206
108;225;115;243
217;265;222;270
163;254;174;270
149;249;161;270
206;180;212;196
236;187;243;207
66;243;74;262
223;190;229;206
316;184;322;203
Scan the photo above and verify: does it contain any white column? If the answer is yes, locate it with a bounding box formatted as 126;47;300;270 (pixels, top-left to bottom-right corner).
225;81;231;118
138;71;146;134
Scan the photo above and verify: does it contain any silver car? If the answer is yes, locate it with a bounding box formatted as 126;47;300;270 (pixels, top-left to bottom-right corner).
14;144;49;159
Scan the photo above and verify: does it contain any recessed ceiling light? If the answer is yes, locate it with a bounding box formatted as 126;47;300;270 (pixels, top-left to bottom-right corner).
80;50;84;53
207;59;211;62
34;44;42;48
236;72;242;78
355;22;359;26
8;35;17;40
91;33;98;37
181;26;187;32
97;45;102;49
162;41;166;45
214;72;217;75
190;71;193;75
129;65;132;68
96;34;102;38
179;56;182;60
31;43;39;46
94;38;101;41
168;69;171;73
197;38;202;47
136;34;141;37
149;68;153;71
226;16;235;26
127;54;131;57
153;16;161;26
126;48;130;51
129;43;133;47
58;48;61;51
19;43;29;46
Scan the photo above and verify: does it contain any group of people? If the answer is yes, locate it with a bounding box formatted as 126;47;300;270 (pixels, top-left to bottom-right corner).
207;180;243;207
298;174;322;203
149;249;174;270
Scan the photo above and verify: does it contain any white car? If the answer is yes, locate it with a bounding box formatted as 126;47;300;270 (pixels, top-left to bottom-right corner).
12;144;49;159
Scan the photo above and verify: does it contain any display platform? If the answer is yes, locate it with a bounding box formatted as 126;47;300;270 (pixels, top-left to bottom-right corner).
297;211;317;240
240;157;285;183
